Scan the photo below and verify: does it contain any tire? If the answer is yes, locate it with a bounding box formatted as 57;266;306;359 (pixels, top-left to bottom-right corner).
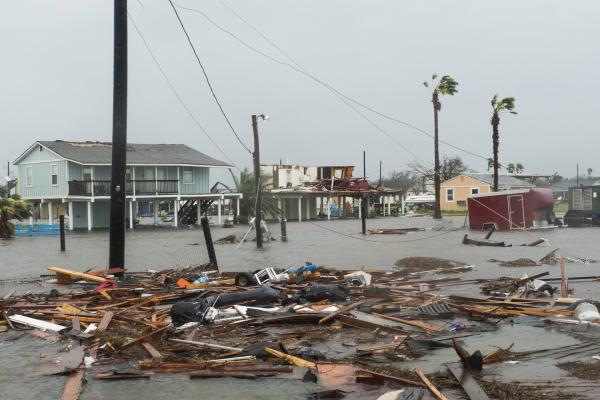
235;272;254;287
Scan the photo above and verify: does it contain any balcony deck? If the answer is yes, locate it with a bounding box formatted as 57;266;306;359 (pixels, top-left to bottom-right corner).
68;180;179;197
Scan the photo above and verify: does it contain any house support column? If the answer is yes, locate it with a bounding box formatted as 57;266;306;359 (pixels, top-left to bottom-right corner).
217;196;222;226
48;201;53;225
358;198;362;219
173;200;179;228
305;196;310;220
68;201;74;231
129;201;134;229
87;201;93;231
236;197;240;219
196;200;202;225
298;197;302;222
388;197;392;216
154;200;159;225
327;196;331;220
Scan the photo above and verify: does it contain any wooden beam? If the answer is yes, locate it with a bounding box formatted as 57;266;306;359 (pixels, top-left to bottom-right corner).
48;267;108;284
416;369;448;400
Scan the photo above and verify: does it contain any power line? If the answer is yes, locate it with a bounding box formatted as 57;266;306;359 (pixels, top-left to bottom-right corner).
127;12;240;170
183;2;493;166
175;2;423;165
167;0;253;154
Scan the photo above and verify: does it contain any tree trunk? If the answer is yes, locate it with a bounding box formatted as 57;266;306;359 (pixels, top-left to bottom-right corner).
433;92;442;219
491;112;500;192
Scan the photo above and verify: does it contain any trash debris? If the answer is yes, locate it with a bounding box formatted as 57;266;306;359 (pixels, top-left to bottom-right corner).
573;302;600;321
344;271;372;287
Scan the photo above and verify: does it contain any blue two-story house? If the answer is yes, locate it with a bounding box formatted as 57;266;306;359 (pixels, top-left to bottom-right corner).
13;140;241;230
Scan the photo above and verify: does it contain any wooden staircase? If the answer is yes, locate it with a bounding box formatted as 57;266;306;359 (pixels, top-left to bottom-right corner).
178;199;216;225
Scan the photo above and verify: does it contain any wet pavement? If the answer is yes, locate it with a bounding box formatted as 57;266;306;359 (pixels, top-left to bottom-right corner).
2;216;600;399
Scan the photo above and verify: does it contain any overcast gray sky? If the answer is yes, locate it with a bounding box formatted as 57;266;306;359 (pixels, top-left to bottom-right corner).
1;0;598;184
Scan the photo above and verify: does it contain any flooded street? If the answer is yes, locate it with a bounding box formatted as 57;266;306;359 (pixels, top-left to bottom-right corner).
3;216;600;399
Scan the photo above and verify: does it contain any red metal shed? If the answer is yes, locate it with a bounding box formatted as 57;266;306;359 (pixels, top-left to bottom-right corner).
467;188;554;230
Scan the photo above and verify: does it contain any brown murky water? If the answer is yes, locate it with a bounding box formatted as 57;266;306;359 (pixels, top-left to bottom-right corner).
2;216;600;399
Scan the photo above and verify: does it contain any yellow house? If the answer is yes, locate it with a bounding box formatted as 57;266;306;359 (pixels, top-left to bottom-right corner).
440;173;533;211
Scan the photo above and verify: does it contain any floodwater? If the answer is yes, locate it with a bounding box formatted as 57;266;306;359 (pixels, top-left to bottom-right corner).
2;216;600;399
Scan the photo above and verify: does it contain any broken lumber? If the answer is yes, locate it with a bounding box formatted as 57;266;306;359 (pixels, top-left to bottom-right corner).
62;369;85;400
355;369;423;387
48;267;108;284
415;369;448;400
264;347;316;368
168;338;242;352
8;314;67;332
447;363;490;400
462;234;508;247
318;300;365;324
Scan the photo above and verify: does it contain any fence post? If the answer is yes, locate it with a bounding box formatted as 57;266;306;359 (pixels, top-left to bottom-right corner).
59;215;66;252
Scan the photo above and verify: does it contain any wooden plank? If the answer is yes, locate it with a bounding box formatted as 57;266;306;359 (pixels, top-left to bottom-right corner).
48;267;108;283
264;347;316;368
62;369;85;400
141;342;163;360
318;300;365;324
355;369;423;387
447;363;490;400
370;312;443;333
8;314;67;332
97;311;114;332
121;325;169;349
416;369;448;400
336;314;406;335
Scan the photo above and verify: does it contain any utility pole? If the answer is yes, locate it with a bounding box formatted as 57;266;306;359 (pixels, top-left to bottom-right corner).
432;91;442;219
361;150;367;235
109;0;128;278
379;160;382;187
577;163;579;186
252;115;262;249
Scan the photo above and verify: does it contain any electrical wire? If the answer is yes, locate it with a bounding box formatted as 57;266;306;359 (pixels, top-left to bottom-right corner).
183;2;498;167
128;12;240;170
166;0;253;154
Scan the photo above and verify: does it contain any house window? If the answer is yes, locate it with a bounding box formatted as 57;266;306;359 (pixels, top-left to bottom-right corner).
51;164;59;185
471;187;479;195
83;167;93;181
446;188;455;202
183;167;194;184
26;166;33;186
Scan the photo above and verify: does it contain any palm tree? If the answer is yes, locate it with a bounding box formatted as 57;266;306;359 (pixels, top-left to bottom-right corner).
587;168;593;177
507;163;516;174
490;95;517;191
424;74;458;219
0;194;32;239
515;163;524;174
232;168;280;223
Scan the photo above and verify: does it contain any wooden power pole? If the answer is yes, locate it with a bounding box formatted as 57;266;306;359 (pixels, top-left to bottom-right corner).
109;0;128;277
252;115;262;249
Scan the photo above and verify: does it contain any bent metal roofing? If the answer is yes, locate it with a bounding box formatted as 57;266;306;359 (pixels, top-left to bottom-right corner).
17;141;230;167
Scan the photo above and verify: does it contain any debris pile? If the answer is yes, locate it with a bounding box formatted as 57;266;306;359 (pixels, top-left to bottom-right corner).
0;259;597;399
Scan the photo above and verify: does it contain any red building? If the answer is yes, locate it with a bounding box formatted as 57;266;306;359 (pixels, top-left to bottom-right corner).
467;188;554;230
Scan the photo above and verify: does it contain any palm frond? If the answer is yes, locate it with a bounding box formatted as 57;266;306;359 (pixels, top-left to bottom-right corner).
437;75;458;96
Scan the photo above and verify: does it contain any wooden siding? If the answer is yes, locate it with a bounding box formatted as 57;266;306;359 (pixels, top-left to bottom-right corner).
69;162;82;180
440;175;490;211
180;167;210;195
72;201;88;229
18;159;69;199
93;201;111;228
